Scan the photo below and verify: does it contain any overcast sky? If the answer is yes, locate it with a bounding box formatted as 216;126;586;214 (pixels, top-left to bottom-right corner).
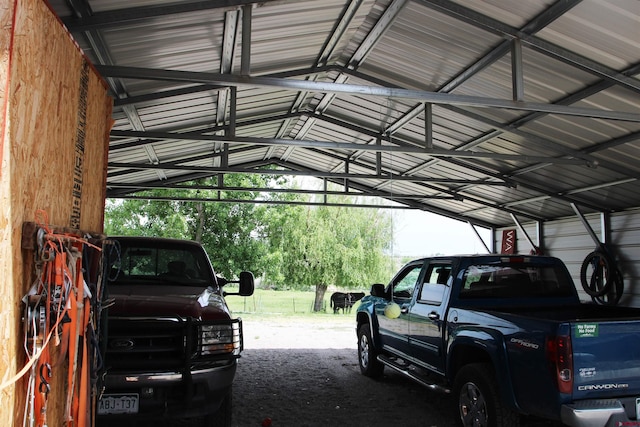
390;209;491;257
296;177;491;256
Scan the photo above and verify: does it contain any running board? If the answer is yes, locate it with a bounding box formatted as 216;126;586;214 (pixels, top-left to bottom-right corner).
377;354;450;394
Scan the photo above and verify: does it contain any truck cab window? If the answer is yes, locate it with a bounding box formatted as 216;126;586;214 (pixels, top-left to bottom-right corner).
418;264;451;304
460;263;574;299
391;264;422;299
115;243;211;284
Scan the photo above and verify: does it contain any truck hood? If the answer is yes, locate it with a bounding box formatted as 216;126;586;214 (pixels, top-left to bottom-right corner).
108;285;232;320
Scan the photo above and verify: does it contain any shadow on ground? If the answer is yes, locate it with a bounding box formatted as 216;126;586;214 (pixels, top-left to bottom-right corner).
232;348;565;427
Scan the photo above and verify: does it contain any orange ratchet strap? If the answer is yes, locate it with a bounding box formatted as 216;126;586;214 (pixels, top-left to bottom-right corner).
19;211;101;427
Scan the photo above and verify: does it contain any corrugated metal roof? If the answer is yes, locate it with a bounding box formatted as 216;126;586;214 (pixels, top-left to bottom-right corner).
48;0;640;228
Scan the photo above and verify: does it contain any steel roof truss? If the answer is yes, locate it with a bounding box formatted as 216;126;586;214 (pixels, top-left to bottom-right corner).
95;65;640;122
108;129;592;166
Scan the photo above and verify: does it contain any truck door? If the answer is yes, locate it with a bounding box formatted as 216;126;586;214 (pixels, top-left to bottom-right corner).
376;260;425;357
408;261;451;375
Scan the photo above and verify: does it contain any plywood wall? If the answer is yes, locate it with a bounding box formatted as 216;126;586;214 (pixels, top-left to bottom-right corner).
0;0;112;425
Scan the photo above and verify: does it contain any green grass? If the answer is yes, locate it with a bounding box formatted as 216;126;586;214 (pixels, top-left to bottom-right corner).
225;288;362;317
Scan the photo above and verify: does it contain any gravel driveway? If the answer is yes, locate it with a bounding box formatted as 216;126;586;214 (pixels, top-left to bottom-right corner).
232;315;565;427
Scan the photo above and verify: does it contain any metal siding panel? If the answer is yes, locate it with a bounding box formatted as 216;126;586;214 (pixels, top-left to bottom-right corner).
358;2;505;89
449;0;556;28
497;209;640;307
539;0;640;70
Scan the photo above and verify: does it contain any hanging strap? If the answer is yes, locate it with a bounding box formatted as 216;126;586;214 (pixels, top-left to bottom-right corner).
17;211;102;427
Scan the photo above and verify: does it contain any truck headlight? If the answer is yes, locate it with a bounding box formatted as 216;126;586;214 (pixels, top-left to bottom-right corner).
198;322;241;356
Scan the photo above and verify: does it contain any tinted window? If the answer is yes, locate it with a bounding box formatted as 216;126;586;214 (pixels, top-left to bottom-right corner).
111;240;213;285
459;263;574;299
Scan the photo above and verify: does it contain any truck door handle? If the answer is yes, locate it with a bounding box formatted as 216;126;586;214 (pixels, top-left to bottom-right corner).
401;306;409;314
428;312;440;320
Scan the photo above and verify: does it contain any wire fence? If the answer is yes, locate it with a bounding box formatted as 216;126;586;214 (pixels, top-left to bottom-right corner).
227;289;363;315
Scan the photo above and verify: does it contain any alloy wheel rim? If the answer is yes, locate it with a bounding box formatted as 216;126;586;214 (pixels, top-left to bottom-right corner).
359;335;369;368
459;381;488;427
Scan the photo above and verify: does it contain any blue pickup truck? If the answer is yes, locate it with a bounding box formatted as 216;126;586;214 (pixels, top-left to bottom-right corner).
356;255;640;427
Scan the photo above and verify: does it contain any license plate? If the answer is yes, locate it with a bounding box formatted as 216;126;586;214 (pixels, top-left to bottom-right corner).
98;394;139;415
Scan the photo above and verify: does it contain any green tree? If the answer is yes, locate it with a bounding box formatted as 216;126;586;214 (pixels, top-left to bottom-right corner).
105;177;396;311
265;199;394;311
104;198;189;238
104;174;282;279
181;199;269;279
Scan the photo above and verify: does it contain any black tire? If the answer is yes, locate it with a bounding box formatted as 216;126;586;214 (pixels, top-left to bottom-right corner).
591;265;624;306
580;251;613;297
203;390;232;427
357;323;384;378
452;363;520;427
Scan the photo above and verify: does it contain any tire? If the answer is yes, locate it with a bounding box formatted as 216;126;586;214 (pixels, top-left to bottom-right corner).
580;251;613;297
357;323;384;378
202;390;232;427
591;265;624;306
452;363;520;427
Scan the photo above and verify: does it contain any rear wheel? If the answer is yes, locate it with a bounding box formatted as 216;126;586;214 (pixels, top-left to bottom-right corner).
452;363;519;427
357;323;384;378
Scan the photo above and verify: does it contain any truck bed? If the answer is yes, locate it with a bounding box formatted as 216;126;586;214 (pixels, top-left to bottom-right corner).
482;304;640;322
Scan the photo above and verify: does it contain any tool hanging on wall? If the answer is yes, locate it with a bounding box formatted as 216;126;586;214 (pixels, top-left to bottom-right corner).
17;210;105;427
571;204;624;306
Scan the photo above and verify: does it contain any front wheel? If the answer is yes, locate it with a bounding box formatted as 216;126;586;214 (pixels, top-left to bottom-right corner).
452;363;520;427
357;323;384;378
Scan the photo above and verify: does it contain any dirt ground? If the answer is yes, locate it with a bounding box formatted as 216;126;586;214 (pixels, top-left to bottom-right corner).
231;315;565;427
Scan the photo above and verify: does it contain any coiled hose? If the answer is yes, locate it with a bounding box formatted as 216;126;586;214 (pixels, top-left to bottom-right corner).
579;247;624;305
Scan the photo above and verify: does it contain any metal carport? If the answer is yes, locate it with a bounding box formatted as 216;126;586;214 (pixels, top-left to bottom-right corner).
48;0;640;301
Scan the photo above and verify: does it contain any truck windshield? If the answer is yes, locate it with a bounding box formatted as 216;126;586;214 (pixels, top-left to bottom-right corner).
459;263;574;299
111;241;213;285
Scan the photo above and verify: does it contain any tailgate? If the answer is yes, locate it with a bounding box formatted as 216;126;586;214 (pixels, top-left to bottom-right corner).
571;320;640;400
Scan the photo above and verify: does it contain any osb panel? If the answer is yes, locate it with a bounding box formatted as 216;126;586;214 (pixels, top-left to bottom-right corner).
0;1;17;426
0;0;112;425
81;72;113;231
0;0;14;170
10;16;110;232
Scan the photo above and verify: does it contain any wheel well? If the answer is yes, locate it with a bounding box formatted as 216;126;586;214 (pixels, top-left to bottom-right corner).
356;312;369;329
356;312;378;347
449;344;492;379
449;344;521;412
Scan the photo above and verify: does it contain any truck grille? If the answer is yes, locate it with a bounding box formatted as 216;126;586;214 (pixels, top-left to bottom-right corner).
103;317;243;373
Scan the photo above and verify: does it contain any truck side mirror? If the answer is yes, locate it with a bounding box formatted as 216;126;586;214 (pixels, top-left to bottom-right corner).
238;271;255;296
370;283;385;297
218;271;255;296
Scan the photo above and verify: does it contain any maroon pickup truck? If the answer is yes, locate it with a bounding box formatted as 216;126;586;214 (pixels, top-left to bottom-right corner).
97;236;254;427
